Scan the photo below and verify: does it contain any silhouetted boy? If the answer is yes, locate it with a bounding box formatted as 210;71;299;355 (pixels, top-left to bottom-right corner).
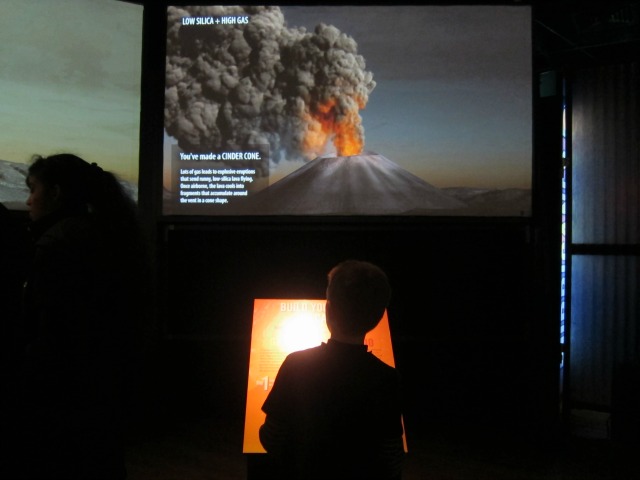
260;259;405;480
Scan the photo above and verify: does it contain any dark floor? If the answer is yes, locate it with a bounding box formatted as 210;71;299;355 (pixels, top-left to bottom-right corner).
124;409;637;480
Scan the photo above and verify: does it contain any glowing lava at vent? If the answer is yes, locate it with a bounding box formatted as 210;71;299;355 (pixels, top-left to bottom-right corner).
304;96;366;157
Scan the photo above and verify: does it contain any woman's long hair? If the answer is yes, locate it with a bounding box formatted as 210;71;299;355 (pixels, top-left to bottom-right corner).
27;153;140;236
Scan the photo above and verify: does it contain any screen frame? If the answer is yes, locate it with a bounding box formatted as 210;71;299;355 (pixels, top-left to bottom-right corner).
139;1;541;226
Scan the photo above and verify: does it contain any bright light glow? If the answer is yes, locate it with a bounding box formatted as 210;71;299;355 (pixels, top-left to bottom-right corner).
244;299;399;454
277;312;328;353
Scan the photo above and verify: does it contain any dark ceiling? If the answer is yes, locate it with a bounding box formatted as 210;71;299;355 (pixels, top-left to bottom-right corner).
533;1;640;70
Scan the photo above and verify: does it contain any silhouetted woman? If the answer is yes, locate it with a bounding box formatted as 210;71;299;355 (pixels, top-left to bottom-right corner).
17;153;149;479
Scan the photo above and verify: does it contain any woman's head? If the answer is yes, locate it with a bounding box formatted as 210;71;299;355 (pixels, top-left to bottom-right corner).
25;153;137;224
26;154;92;220
26;169;61;221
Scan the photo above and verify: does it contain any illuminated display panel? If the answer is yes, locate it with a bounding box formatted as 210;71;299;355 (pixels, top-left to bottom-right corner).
242;298;403;453
163;4;533;217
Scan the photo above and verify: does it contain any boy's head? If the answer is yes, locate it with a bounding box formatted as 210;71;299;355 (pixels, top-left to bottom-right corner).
325;260;391;337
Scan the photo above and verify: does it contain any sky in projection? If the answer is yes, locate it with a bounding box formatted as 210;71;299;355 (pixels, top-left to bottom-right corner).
277;5;533;189
0;0;143;183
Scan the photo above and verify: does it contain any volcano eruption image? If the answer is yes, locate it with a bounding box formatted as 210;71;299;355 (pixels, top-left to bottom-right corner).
164;5;374;175
243;152;466;215
162;5;533;217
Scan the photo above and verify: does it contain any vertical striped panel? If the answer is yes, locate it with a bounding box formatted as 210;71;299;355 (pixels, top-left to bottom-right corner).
571;62;640;245
570;255;639;408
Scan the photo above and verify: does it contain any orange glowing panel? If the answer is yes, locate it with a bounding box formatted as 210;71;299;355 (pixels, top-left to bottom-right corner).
242;298;403;454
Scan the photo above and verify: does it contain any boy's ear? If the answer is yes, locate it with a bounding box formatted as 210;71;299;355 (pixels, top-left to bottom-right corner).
325;300;334;332
325;300;332;318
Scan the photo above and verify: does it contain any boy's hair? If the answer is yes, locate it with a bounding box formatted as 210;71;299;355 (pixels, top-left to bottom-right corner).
326;259;391;335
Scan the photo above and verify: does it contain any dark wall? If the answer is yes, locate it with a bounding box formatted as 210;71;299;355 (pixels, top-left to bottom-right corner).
152;219;560;441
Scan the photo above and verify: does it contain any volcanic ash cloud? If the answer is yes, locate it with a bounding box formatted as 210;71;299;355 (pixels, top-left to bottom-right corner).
165;5;376;177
